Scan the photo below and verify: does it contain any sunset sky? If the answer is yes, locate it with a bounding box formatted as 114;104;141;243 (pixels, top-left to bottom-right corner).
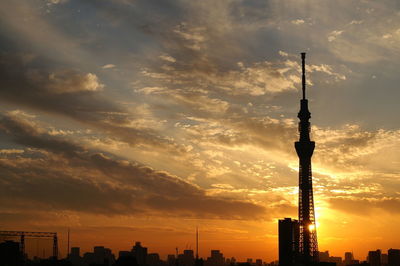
1;0;400;262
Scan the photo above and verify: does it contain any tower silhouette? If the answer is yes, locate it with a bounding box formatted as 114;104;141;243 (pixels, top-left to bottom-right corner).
295;53;319;264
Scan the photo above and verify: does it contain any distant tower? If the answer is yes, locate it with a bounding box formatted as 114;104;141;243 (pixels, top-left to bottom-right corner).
195;227;203;266
196;227;198;260
295;52;318;264
67;228;70;259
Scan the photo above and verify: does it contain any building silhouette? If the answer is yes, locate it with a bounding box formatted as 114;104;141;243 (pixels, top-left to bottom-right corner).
344;252;353;265
179;250;195;266
368;249;381;266
115;248;140;266
3;234;400;266
205;250;224;266
167;254;176;266
70;247;80;258
388;249;400;266
82;246;115;266
327;256;341;266
343;252;360;266
278;218;299;266
68;247;83;266
147;253;161;266
317;251;342;265
381;253;388;266
0;240;23;266
318;251;330;263
132;242;148;266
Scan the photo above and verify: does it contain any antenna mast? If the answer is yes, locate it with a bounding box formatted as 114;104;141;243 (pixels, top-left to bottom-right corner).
67;228;70;259
301;52;306;100
196;227;199;259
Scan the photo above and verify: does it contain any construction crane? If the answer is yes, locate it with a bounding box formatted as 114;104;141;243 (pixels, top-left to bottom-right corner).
0;231;58;260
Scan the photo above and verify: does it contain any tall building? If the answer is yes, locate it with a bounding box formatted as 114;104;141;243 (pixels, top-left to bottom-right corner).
368;250;381;266
344;252;354;265
167;254;177;266
329;256;342;265
388;249;400;266
318;251;329;262
278;218;299;266
70;247;80;258
90;246;115;266
381;253;388;265
93;246;106;265
0;241;22;266
295;52;319;264
178;250;195;266
147;253;161;266
117;250;138;266
205;250;224;266
69;247;83;266
132;242;148;266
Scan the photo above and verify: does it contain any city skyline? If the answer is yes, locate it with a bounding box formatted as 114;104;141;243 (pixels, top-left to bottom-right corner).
2;0;400;263
3;233;400;265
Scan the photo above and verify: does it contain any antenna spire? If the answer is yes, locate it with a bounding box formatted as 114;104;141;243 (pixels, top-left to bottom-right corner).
196;226;199;259
301;52;306;100
67;228;70;259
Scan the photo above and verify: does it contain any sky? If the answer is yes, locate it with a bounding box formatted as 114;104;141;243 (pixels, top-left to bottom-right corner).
1;0;400;262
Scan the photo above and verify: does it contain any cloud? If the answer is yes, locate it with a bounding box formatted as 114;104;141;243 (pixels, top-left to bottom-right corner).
0;53;191;154
291;19;305;25
139;57;344;101
328;30;344;42
27;70;104;93
0;149;24;154
312;125;400;174
177;116;296;153
329;197;400;216
0;111;267;219
2;0;400;235
307;64;346;81
159;55;176;63
102;64;116;69
0;53;120;120
174;113;400;220
172;23;207;51
279;51;289;57
46;0;68;6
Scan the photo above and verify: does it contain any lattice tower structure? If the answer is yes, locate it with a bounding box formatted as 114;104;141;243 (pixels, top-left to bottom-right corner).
294;53;319;264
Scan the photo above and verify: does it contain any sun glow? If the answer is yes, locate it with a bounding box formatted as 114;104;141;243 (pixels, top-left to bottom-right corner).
308;224;315;231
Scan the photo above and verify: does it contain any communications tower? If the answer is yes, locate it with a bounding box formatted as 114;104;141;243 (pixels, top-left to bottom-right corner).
295;53;318;264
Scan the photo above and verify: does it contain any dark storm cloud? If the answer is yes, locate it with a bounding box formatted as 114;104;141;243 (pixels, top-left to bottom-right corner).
0;112;266;219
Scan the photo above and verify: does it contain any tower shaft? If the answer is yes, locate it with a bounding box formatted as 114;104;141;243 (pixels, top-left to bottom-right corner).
295;53;318;264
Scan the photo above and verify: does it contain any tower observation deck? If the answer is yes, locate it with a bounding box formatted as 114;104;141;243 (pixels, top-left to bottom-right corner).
294;53;319;264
